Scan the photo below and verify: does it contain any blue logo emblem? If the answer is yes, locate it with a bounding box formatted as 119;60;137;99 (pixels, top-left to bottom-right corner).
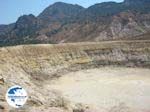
6;85;28;108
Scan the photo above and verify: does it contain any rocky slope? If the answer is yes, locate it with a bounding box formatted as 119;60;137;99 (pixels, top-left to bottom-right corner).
0;0;150;46
0;40;150;112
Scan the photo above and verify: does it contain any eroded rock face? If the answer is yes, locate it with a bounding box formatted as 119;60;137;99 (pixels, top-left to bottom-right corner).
0;41;150;112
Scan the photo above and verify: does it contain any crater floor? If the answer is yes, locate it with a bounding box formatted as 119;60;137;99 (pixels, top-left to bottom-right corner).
0;41;150;112
48;67;150;112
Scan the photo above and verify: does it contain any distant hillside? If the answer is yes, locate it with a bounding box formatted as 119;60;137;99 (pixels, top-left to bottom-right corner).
0;0;150;46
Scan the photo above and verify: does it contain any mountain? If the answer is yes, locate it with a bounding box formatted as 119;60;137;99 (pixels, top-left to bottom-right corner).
38;2;84;23
0;0;150;46
124;0;149;5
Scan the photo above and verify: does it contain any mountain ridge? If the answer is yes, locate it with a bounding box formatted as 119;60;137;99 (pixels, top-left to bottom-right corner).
0;0;150;46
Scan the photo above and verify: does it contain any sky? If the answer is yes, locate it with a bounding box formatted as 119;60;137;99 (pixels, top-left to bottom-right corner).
0;0;123;24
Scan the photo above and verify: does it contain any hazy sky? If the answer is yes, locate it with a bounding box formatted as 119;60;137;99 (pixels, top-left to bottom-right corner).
0;0;123;24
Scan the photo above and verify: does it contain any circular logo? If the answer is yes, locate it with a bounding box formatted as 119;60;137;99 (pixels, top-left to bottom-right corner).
6;85;28;108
